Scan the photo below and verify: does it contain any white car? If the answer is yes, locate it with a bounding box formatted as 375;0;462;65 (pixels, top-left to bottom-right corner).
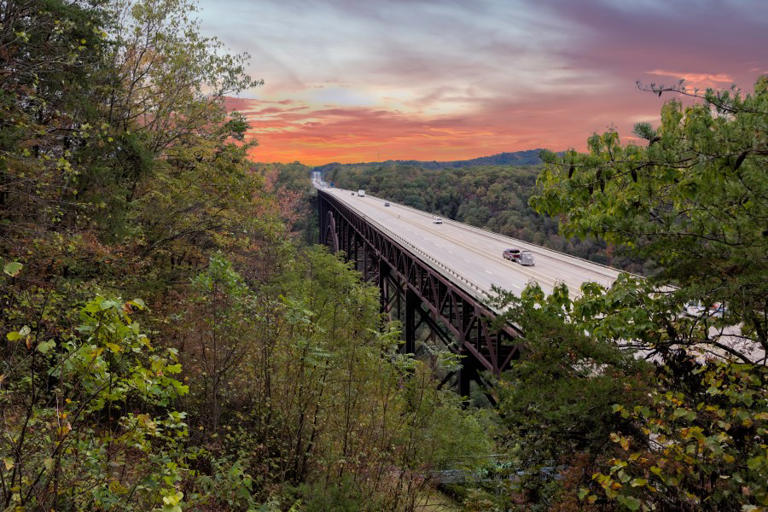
432;217;443;224
685;302;706;316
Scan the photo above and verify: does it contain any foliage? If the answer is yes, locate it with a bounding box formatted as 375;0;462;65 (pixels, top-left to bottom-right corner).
254;162;318;244
587;362;768;511
526;78;768;510
533;78;768;363
489;283;648;510
173;246;495;509
1;295;189;510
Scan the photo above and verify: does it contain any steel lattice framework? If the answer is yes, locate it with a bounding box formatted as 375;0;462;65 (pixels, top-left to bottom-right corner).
318;190;522;394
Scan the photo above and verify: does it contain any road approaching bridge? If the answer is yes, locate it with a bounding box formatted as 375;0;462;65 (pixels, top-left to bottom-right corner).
320;186;623;300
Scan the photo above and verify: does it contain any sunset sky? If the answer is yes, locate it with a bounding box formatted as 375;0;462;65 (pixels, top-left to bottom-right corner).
198;0;768;165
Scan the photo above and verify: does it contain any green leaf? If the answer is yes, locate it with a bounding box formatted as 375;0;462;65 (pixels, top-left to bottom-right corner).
617;495;642;511
37;340;56;354
3;261;22;277
747;456;764;471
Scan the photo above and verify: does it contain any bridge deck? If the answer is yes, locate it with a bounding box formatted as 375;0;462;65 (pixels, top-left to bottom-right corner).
320;186;622;299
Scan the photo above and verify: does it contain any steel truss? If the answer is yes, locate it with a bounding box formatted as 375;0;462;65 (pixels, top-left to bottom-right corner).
318;191;522;394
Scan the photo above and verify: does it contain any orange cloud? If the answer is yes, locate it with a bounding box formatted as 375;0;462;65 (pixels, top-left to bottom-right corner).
646;69;734;89
232;91;666;166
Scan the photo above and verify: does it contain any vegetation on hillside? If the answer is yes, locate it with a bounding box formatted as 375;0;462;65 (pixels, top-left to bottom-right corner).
0;1;492;510
2;0;766;509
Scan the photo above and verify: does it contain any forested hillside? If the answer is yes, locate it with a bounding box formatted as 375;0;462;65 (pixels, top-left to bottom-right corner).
324;163;650;273
0;1;492;510
313;149;545;173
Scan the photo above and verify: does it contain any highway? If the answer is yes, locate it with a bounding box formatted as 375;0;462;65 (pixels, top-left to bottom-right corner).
319;185;623;300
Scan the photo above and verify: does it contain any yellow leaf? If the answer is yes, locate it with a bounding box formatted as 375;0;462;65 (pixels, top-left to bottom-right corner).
3;458;14;470
105;342;121;353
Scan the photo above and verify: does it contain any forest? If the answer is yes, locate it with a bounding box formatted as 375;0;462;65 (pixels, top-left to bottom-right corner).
2;0;767;510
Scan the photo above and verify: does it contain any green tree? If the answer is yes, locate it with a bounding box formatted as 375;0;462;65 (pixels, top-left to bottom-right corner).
0;293;189;510
530;78;768;510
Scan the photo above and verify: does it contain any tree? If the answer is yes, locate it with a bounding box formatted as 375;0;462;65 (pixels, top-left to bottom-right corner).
529;78;768;510
533;78;768;363
0;292;189;511
489;283;649;509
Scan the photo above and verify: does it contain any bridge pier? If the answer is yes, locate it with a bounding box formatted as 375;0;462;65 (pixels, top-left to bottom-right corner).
405;288;417;355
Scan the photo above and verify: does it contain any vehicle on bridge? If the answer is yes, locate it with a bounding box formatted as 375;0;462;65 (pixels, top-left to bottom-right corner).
432;216;443;224
384;201;390;207
503;248;535;266
357;189;366;197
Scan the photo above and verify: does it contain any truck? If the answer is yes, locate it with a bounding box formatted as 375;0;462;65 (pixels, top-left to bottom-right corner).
357;189;365;197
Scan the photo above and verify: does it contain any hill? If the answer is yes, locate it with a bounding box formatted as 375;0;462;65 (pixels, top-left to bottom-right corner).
313;149;547;172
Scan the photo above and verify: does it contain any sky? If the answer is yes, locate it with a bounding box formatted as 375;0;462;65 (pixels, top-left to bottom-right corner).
197;0;768;165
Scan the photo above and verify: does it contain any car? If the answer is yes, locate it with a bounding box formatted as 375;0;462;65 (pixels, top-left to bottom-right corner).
519;250;535;266
709;302;726;318
502;248;521;262
432;216;443;224
384;202;390;207
685;301;706;316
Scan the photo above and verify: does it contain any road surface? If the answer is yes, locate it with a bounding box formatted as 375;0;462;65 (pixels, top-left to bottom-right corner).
320;186;623;300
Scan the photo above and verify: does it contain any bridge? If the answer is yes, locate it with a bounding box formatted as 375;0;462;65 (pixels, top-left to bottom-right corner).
316;185;622;395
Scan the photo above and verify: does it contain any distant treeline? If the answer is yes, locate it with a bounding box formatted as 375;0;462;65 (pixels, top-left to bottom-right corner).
313;149;545;172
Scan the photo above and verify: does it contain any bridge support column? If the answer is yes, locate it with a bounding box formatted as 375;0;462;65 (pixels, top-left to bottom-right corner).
379;259;389;313
404;288;417;354
458;353;477;399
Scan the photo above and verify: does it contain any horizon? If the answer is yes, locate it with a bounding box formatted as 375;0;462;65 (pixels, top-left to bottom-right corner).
200;0;768;165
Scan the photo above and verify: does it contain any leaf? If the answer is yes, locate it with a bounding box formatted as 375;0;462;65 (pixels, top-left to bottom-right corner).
617;495;642;511
3;261;22;277
747;456;764;471
105;342;122;353
630;478;648;487
37;340;56;354
577;488;590;500
2;458;14;471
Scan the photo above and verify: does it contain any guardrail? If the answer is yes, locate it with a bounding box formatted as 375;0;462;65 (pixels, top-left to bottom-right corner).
326;188;496;308
373;191;628;280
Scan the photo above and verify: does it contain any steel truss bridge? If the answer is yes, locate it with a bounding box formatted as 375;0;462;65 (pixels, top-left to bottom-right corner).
318;190;523;395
